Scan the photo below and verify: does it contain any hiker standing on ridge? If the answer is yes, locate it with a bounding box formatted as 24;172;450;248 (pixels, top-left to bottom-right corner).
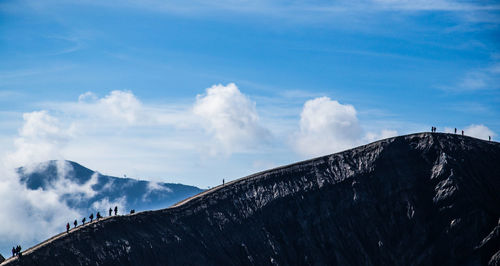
489;136;491;141
66;223;70;233
462;130;464;136
82;217;86;225
96;212;102;219
89;213;94;222
114;206;118;216
223;179;225;185
455;128;457;134
109;208;112;216
74;220;77;228
12;247;15;257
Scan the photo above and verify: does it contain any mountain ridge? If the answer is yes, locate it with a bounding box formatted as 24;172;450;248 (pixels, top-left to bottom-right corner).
3;132;500;265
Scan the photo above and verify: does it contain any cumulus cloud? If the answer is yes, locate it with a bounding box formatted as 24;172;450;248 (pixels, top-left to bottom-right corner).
293;97;363;157
445;124;495;140
464;124;495;140
193;83;271;154
7;110;74;168
364;129;398;143
91;196;126;214
99;90;143;124
72;90;145;125
293;96;399;157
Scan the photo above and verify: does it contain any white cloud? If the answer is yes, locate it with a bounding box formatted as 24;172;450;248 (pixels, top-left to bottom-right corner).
193;83;271;155
293;97;363;157
143;182;173;201
7;111;74;168
98;90;143;124
78;91;97;102
293;97;400;157
464;124;495;140
379;129;398;139
440;60;500;92
90;197;126;214
445;124;494;140
364;129;398;143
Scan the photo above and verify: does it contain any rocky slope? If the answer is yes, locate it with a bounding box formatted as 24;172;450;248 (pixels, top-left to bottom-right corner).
3;133;500;266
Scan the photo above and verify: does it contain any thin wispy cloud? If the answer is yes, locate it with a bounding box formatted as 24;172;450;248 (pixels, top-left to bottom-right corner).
8;0;499;27
438;60;500;92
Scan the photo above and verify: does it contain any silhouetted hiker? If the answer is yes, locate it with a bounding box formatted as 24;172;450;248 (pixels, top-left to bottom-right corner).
455;128;457;134
114;206;118;215
489;136;491;141
12;247;15;257
223;178;225;185
462;130;464;136
66;223;70;233
16;246;21;257
130;209;135;214
96;212;102;219
74;220;77;228
109;208;112;216
89;213;94;222
82;217;86;225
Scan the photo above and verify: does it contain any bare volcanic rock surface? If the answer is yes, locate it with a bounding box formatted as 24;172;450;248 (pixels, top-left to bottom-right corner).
3;133;500;266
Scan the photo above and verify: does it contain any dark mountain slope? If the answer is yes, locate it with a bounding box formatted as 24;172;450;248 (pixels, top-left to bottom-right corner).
3;133;500;266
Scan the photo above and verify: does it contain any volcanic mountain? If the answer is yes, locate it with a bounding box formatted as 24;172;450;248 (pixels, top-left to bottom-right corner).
2;133;499;265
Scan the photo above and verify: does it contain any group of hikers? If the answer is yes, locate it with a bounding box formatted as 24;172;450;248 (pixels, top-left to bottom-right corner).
64;207;137;233
66;206;119;233
11;245;22;257
431;126;492;141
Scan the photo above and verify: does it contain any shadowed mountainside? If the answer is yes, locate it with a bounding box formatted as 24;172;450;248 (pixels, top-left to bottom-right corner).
3;133;500;266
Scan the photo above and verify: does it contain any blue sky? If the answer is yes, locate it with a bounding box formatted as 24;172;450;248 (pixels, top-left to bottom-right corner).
1;0;499;188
